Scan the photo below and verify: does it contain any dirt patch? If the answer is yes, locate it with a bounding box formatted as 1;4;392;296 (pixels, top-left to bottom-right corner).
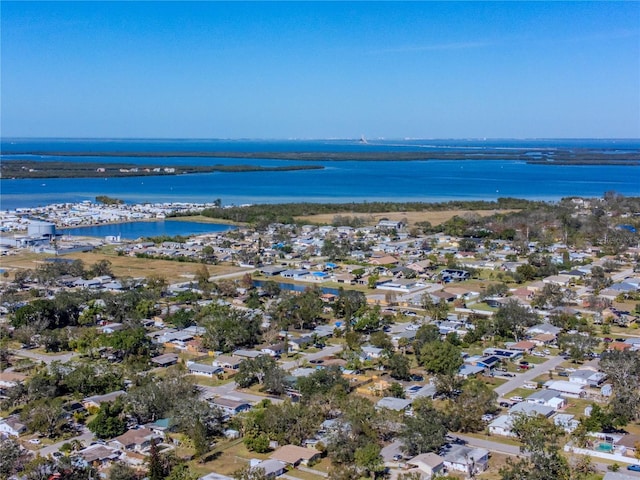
294;209;516;227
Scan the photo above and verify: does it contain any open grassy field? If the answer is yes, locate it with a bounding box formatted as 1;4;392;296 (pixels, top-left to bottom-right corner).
294;209;517;227
0;249;248;283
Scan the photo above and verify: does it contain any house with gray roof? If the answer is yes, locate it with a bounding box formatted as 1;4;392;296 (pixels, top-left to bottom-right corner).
488;415;515;437
376;397;413;412
441;444;489;474
509;402;555;418
569;369;607;387
187;362;223;377
526;389;567;410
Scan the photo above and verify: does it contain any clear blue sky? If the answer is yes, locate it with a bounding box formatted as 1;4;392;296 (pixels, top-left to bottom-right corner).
2;1;639;139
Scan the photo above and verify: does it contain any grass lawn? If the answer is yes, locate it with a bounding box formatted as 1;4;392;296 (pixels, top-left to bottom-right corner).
0;248;248;283
198;440;268;475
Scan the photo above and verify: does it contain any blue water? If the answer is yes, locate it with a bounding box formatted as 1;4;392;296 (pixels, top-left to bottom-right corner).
1;138;638;210
60;219;235;240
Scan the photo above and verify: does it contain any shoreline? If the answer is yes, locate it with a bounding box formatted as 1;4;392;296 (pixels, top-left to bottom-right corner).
2;148;640;167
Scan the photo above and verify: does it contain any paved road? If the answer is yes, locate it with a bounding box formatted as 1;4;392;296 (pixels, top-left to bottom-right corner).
198;381;284;404
38;428;94;457
280;345;343;371
457;434;521;456
11;349;78;365
494;355;565;398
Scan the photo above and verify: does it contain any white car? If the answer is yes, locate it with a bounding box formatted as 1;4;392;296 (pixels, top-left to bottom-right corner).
509;396;524;402
28;439;41;445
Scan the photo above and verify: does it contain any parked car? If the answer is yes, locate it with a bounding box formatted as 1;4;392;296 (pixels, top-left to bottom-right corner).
627;465;640;472
393;454;404;461
510;396;524;402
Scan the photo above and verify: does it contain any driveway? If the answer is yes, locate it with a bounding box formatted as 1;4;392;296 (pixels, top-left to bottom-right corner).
494;355;565;398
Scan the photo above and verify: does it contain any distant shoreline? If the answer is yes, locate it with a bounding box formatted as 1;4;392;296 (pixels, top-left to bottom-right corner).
0;160;324;179
3;148;639;167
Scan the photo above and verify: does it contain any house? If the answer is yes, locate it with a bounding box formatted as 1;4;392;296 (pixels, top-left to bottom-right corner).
151;353;179;368
187;362;223;377
260;342;286;357
212;355;242;371
101;322;124;334
200;474;234;480
83;390;126;410
0;416;26;437
369;255;399;266
78;444;120;466
406;452;446;478
458;364;484;379
376;397;413;412
508;402;555;418
0;372;27;389
406;383;437;400
554;413;579;433
270;444;322;466
111;427;161;452
281;269;309;279
442;445;489;474
488;415;515;437
569;369;607;387
527;324;562;337
543;380;586;398
531;333;557;346
483;348;522;361
361;345;385;360
510;340;536;353
250;459;286;478
526;390;567;410
233;349;264;359
149;418;178;435
212;397;252;417
440;269;470;282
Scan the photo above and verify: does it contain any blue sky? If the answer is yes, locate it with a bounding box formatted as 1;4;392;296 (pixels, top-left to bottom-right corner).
2;1;639;139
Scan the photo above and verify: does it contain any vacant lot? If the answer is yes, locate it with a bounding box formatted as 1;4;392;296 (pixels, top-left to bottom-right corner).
294;209;516;227
0;249;247;283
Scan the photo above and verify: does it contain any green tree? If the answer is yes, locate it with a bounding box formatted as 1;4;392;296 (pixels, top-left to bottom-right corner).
421;294;449;321
354;443;384;479
108;462;139;480
493;299;539;341
87;401;127;439
399;398;447;457
420;341;463;376
201;304;262;352
446;379;497;432
386;352;411;380
0;437;30;480
500;414;570;480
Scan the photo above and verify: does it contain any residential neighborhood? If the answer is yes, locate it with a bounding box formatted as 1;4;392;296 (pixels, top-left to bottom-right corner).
1;194;640;480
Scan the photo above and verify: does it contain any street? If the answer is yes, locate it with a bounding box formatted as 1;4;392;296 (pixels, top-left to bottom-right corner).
494;355;565;398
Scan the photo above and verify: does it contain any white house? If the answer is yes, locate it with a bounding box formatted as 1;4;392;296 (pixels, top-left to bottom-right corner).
442;445;489;474
543;380;586;398
488;415;516;437
526;390;567;410
406;453;446;478
0;416;26;437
